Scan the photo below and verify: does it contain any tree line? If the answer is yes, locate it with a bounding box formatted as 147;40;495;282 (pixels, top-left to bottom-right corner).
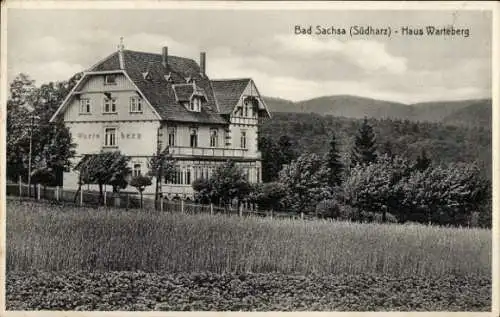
260;112;492;180
194;118;491;228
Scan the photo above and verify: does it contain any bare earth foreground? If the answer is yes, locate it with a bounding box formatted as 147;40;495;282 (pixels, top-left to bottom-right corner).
6;200;491;311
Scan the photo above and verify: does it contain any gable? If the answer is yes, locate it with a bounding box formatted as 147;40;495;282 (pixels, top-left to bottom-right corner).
50;71;161;122
211;79;251;114
212;79;271;118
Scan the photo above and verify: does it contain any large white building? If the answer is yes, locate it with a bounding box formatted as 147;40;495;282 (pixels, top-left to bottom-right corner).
50;44;271;199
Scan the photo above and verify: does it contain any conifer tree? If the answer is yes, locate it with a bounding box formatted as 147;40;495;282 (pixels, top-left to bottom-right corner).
325;132;343;187
351;117;377;166
414;149;431;171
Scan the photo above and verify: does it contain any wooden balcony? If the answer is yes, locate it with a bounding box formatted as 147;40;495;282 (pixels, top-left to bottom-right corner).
168;146;260;159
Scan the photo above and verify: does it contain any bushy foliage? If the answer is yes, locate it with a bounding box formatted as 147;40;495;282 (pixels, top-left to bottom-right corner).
192;160;251;207
30;167;56;187
249;182;287;211
258;135;297;182
342;155;411;222
74;151;131;204
6;73;77;183
396;163;490;226
192;178;215;204
278;153;332;214
340;154;490;226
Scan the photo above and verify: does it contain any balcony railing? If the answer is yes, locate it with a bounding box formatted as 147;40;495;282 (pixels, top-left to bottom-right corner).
168;146;260;159
230;117;258;125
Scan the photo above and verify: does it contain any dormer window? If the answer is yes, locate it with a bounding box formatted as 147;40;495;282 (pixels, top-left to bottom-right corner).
142;71;152;81
104;75;116;85
164;72;173;82
190;96;202;112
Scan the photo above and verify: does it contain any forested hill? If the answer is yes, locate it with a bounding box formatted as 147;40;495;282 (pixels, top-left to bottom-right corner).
263;96;491;126
442;99;492;128
259;112;492;179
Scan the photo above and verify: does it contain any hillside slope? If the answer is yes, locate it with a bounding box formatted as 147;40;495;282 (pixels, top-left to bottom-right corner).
262;95;492;127
442;99;492;128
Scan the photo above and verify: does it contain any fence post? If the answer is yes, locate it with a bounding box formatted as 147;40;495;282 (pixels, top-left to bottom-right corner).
270;209;273;219
126;193;130;210
37;184;41;200
239;204;243;217
181;199;184;213
300;212;304;220
55;186;59;201
210;203;214;215
160;196;164;212
18;175;22;199
104;185;107;206
80;188;83;206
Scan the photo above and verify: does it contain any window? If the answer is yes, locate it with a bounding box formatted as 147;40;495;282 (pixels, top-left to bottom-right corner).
103;97;117;113
130;97;142;113
168;127;176;147
190;97;201;112
190;128;198;148
79;99;91;114
105;75;117;85
133;164;141;177
104;128;117;147
210;129;218;147
244;102;249;117
240;131;247;149
170;167;187;185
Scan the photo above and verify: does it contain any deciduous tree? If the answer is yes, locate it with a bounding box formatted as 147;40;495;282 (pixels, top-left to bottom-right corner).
209;160;252;208
129;175;152;208
74;151;131;204
279;153;331;214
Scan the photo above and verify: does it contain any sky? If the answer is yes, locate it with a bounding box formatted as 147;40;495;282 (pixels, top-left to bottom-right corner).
6;8;493;103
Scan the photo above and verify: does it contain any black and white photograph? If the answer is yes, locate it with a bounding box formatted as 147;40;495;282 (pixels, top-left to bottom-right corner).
1;1;498;313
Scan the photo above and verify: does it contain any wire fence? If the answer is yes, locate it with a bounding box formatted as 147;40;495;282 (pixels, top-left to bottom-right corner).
5;182;308;220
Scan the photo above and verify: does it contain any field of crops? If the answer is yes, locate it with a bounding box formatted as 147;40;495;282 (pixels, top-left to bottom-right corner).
6;200;492;311
6;271;490;311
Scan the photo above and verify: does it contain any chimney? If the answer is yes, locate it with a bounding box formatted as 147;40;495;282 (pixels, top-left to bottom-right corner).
162;47;168;68
200;52;206;75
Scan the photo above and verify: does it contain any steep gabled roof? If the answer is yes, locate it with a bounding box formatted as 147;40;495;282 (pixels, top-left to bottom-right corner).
211;79;252;114
90;50;226;125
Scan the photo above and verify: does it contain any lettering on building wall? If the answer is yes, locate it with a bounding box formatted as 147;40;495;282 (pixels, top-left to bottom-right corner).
121;132;142;140
76;132;142;140
77;133;100;140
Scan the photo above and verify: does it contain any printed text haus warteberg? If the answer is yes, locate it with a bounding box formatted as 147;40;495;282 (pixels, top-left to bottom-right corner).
50;44;271;199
